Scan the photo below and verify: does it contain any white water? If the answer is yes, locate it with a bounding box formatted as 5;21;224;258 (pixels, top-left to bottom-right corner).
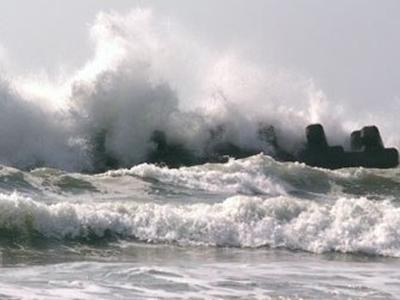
0;154;398;299
5;194;400;256
1;8;396;172
0;254;398;300
0;7;399;300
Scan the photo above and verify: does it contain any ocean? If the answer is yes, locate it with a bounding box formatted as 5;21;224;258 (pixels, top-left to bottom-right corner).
0;7;399;299
0;155;399;299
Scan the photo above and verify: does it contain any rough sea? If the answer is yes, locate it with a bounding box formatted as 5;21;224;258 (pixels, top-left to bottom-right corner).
0;155;399;299
1;6;399;299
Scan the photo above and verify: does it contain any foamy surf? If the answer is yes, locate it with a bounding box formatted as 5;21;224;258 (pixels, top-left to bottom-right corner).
0;5;399;299
0;188;399;257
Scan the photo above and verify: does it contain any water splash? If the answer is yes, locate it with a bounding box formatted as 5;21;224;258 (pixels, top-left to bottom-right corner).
0;8;387;172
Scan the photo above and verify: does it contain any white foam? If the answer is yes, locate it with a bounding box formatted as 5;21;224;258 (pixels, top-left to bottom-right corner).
105;154;289;196
1;191;400;257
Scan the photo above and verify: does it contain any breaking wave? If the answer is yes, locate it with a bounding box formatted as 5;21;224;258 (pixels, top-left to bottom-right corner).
0;155;399;257
0;7;399;259
1;154;400;199
106;154;400;199
0;190;400;257
0;8;379;172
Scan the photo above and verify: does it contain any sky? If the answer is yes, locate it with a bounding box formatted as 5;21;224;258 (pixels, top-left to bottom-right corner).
0;0;399;113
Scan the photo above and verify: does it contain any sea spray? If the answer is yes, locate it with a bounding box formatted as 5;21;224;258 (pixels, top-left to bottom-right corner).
0;9;351;172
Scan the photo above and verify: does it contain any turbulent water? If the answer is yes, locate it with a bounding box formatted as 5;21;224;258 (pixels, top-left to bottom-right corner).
0;155;399;299
0;7;399;300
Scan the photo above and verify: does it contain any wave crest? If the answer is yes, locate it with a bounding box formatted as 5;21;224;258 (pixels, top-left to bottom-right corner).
1;192;400;257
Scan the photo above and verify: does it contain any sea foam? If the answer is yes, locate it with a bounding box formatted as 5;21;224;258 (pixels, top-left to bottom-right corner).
105;154;290;196
1;191;399;257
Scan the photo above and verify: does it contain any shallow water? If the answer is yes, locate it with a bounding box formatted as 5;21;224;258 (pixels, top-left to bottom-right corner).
0;246;399;299
0;155;399;299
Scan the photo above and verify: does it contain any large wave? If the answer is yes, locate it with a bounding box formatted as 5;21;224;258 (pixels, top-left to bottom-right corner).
0;8;395;172
0;154;399;256
2;154;400;199
1;190;399;257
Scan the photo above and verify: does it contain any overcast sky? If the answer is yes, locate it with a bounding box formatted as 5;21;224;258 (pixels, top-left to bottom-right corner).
0;0;399;112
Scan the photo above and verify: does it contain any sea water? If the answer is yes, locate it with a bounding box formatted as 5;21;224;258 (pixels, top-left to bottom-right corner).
0;155;399;299
0;7;399;299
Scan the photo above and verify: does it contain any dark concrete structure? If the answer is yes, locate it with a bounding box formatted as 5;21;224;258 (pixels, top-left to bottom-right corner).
148;130;199;167
145;123;398;170
298;124;399;169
